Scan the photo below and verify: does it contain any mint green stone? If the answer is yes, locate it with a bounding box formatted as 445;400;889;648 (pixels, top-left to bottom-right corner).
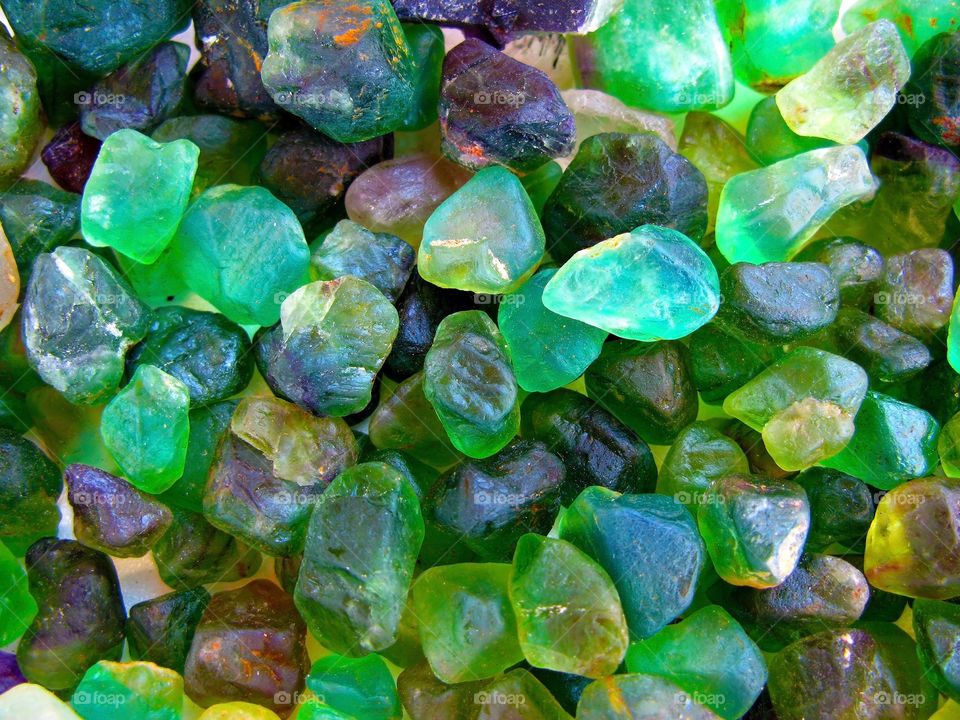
626;605;767;720
509;534;628;679
842;0;960;56
423;310;520;458
400;24;444;132
412;563;523;683
948;291;960;376
940;412;960;478
305;654;400;720
498;268;607;393
81;129;199;264
572;0;734;112
170;184;311;326
295;700;353;720
100;365;190;494
419;167;544;294
577;674;721;719
776;20;910;144
71;661;183;720
715;146;877;264
0;31;42;189
542;225;720;341
657;422;751;507
0;684;81;719
0;539;36;645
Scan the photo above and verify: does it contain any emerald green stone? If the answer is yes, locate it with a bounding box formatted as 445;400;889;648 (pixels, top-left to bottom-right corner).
423;310;519;459
305;654;401;720
948;291;960;377
697;475;810;588
542;225;720;341
411;563;523;683
170;184;311;326
941;412;960;477
821;390;939;490
100;365;190;494
296;700;354;720
113;250;190;309
23;246;150;405
419;167;544;295
576;674;721;719
572;0;733;112
913;599;960;702
0;684;81;718
626;605;766;720
715;145;877;263
498;268;607;392
81;130;198;264
842;0;960;56
776;20;910;144
295;462;424;655
0;539;36;645
657;422;751;507
510;534;628;678
688;325;783;405
400;24;444;132
71;661;183;720
0;31;42;189
745;96;837;165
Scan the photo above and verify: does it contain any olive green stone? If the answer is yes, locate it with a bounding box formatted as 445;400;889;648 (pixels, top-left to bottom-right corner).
941;412;960;477
745;95;836;165
657;422;751;507
913;598;960;702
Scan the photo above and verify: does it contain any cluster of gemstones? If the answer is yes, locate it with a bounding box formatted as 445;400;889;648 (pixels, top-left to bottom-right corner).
2;0;960;718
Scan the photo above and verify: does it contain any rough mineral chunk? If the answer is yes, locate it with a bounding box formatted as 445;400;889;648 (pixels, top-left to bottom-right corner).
0;179;80;282
41;122;101;194
305;653;401;720
312;220;415;302
127;588;210;674
0;31;42;189
657;422;750;507
71;660;183;720
0;429;61;555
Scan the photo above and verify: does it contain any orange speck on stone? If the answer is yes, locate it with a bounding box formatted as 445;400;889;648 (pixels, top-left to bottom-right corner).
335;18;371;46
603;677;630;715
902;14;914;36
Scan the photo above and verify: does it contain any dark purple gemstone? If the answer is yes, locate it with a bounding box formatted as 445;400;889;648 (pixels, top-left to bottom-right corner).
40;122;101;194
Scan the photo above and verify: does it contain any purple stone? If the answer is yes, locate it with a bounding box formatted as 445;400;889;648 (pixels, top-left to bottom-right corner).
0;651;26;694
40;122;101;194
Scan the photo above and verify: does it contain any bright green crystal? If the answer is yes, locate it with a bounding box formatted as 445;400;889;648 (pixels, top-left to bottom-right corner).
572;0;734;113
715;145;877;264
170;184;311;326
71;661;183;720
305;654;401;720
100;365;190;494
542;225;720;341
81;129;199;264
509;533;628;679
423;310;519;459
0;539;36;645
418;167;544;295
0;30;42;189
776;20;910;144
498;268;607;393
745;96;838;165
842;0;960;57
941;412;960;477
412;563;523;683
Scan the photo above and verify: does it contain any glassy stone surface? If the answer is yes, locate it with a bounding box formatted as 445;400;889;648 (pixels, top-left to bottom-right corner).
0;683;82;718
842;0;960;56
305;653;401;720
657;422;750;507
127;587;210;674
0;428;61;556
577;673;721;719
41;122;101;194
794;467;875;551
0;179;80;283
0;30;42;189
0;539;36;646
71;660;183;720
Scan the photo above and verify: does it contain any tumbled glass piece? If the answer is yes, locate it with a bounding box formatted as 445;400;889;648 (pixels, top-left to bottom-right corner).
412;563;522;683
0;683;81;718
312;220;415;302
423;310;520;458
0;540;36;646
100;365;190;494
762;396;857;471
511;534;628;678
0;429;61;555
17;539;125;692
715;145;877;263
295;463;424;655
127;588;210;674
879;248;955;340
419;167;544;295
256;277;399;416
842;0;960;57
261;0;415;142
577;673;721;719
71;660;183;720
41;122;101;195
0;31;42;189
171;184;310;326
184;579;309;717
22;246;150;405
439;38;575;172
66;463;172;557
81;129;199;264
543;225;720;341
572;0;733;113
399;23;443;132
558;487;705;638
914;599;960;702
657;422;750;507
865;476;960;599
306;653;401;720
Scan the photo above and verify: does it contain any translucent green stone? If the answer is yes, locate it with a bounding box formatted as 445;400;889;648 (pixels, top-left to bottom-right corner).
715;145;877;263
170;184;311;326
305;654;401;720
475;669;574;720
940;412;960;477
697;475;810;588
423;310;519;459
71;661;183;720
913;599;960;702
412;562;522;683
296;700;355;720
81;129;199;264
498;268;607;392
0;539;36;645
542;225;720;341
657;422;751;507
0;31;42;189
0;429;62;555
127;588;210;674
762;396;857;471
577;674;721;719
948;292;960;377
0;684;81;719
842;0;960;56
397;660;487;719
419;167;544;295
572;0;733;113
776;20;910;144
23;246;150;405
100;365;190;494
625;605;766;720
820;390;939;490
400;24;444;132
295;462;424;654
688;325;783;405
746;96;837;165
510;534;628;678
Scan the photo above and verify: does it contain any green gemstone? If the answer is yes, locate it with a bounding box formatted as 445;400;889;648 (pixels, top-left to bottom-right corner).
577;674;721;719
419;167;544;295
305;654;401;720
745;96;837;165
794;468;875;552
0;684;81;718
126;588;210;674
295;462;424;654
697;475;810;588
510;534;628;678
715;145;877;263
657;422;751;507
0;539;36;644
475;669;574;720
842;0;960;57
572;0;733;112
948;291;960;377
0;31;42;189
400;23;444;132
941;412;960;477
542;225;720;341
0;429;62;555
423;310;520;458
776;20;910;144
295;700;354;720
913;598;960;702
561;89;678;160
412;562;523;683
498;268;607;392
170;184;311;326
71;661;183;720
0;179;79;283
100;365;190;494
